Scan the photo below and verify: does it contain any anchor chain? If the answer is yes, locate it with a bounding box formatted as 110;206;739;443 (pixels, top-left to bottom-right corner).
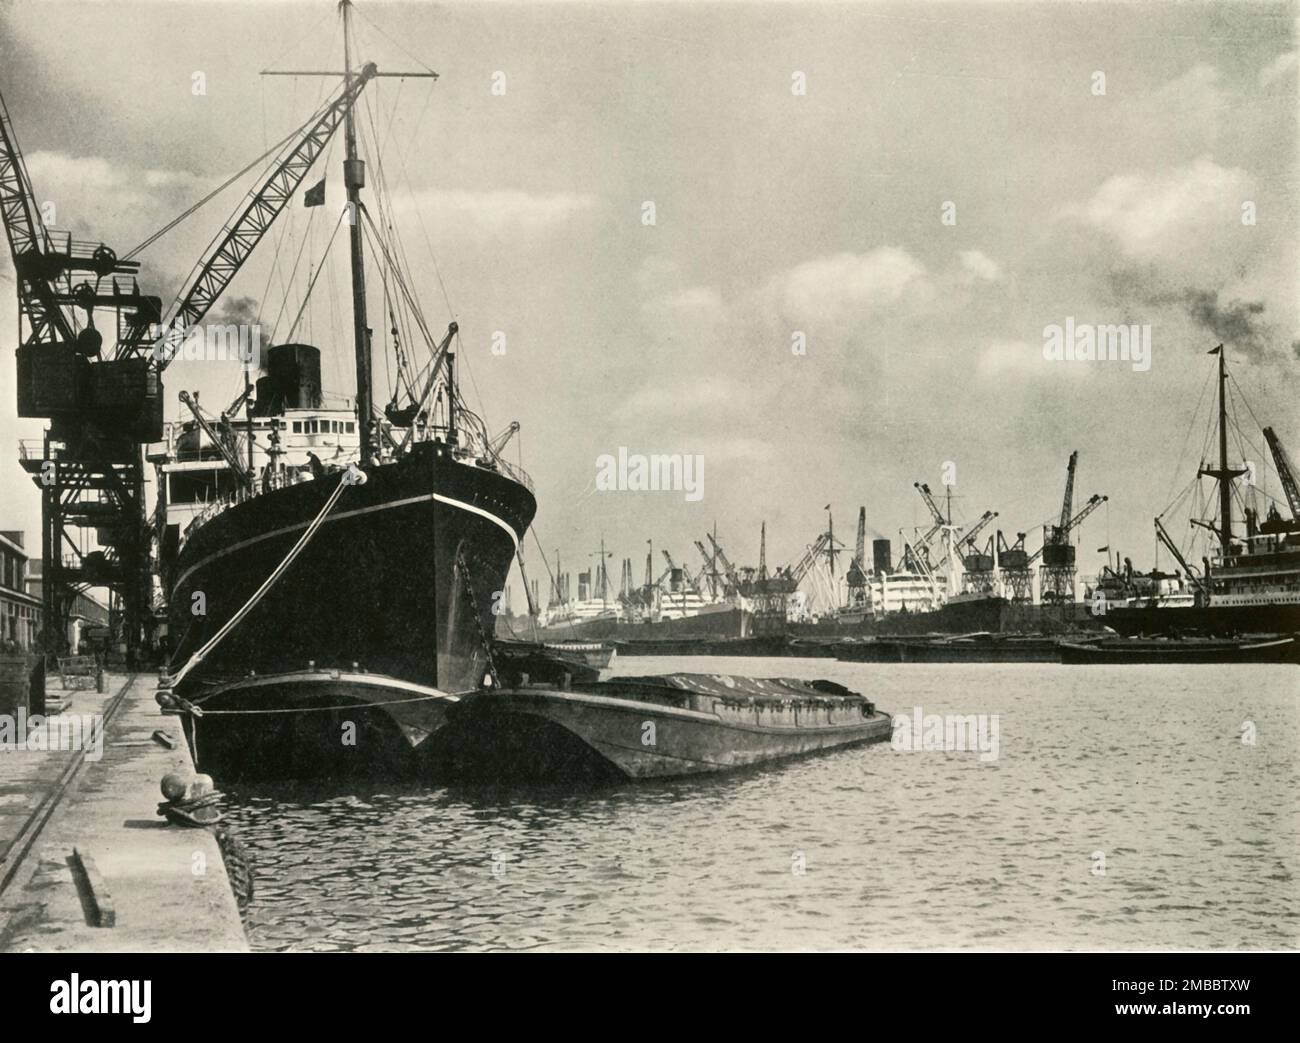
455;547;502;691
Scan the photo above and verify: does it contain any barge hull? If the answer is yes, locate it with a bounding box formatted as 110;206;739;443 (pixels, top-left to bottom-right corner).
179;671;461;780
438;682;892;781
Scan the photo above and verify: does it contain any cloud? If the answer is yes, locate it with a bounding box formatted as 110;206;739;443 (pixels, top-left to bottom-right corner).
975;338;1092;383
959;249;1001;283
1182;289;1270;362
24;150;212;230
769;247;928;323
976;339;1037;378
1061;156;1251;264
1153;63;1223;113
1259;51;1298;89
401;189;597;233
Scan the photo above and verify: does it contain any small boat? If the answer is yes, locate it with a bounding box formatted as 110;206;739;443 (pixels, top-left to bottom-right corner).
492;641;601;686
1059;635;1300;664
541;640;616;668
432;673;892;781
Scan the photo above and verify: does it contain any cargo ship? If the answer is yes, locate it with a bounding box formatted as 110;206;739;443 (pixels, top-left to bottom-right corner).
1102;346;1300;638
520;543;753;642
154;4;535;776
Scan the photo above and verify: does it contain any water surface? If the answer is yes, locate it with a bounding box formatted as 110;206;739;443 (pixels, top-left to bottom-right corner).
222;657;1299;951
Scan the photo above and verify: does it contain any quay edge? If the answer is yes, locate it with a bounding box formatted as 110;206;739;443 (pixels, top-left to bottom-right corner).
0;674;247;953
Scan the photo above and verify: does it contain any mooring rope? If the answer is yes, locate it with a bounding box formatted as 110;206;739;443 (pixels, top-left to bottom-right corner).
160;468;361;695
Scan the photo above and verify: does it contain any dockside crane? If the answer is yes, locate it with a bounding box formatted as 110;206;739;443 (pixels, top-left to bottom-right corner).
957;510;999;595
1262;427;1300;523
693;538;728;598
705;532;743;592
3;65;381;660
845;507;869;611
1038;452;1107;604
4;86;158;658
660;549;700;596
996;531;1033;603
901;482;948;571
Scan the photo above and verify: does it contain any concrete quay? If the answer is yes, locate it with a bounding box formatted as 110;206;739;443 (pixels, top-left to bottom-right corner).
0;672;247;952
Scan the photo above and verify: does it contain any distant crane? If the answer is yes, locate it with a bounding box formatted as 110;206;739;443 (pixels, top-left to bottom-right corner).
901;482;948;571
957;510;999;595
995;531;1033;603
1039;451;1107;604
705;532;743;592
845;507;870;612
1263;427;1300;521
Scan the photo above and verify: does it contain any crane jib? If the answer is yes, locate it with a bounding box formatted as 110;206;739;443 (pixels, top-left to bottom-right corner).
125;64;379;373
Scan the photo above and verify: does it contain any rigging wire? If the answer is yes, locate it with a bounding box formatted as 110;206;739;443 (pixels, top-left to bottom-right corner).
1160;360;1215;514
354;5;441;76
266;205;322;343
285;208;349;342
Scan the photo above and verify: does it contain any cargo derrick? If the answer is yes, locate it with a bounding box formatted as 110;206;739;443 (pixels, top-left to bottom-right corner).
1;70;376;662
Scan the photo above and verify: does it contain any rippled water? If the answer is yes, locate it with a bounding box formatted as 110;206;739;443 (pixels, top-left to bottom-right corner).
221;657;1298;951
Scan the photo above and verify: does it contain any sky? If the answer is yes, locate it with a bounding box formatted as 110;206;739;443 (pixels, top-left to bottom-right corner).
0;0;1297;594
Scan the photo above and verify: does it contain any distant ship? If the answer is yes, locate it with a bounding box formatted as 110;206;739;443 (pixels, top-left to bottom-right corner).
511;541;752;642
1103;346;1300;637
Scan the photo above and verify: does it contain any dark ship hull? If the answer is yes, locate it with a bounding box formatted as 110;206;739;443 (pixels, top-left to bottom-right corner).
1101;602;1300;638
166;439;535;779
782;594;1019;637
1060;634;1300;663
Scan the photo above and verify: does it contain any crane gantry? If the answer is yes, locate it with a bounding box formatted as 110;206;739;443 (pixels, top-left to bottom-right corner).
2;69;379;660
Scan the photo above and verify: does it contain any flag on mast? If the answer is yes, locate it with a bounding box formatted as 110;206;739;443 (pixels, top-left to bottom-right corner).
304;178;326;207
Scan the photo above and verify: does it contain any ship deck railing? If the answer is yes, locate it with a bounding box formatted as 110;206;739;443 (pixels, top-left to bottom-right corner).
180;468;309;549
448;442;534;494
179;435;534;548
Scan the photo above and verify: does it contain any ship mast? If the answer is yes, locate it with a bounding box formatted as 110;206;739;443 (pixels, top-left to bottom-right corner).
341;0;374;465
1216;346;1230;554
1198;345;1245;557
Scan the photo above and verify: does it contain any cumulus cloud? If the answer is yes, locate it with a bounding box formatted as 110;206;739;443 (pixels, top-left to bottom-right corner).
1259;51;1298;89
1061;156;1251;264
25;150;212;229
959;249;1002;283
1152;63;1223;112
976;338;1091;382
769;247;928;323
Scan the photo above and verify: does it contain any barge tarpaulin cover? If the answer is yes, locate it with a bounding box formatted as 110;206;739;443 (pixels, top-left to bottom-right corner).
611;673;868;703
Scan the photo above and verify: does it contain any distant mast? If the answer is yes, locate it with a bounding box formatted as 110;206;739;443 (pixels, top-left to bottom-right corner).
341;0;374;464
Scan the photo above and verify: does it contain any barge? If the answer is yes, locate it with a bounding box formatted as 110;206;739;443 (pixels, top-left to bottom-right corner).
837;633;1068;663
431;673;892;781
1059;635;1300;664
